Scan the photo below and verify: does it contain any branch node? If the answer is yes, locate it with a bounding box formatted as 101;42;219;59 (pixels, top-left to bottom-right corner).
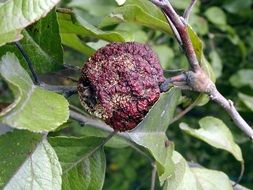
228;99;234;107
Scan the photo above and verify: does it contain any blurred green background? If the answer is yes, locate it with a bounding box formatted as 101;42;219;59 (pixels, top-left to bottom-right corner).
1;0;253;189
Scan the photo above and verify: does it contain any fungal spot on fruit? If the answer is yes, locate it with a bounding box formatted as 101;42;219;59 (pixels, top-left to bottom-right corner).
78;42;165;131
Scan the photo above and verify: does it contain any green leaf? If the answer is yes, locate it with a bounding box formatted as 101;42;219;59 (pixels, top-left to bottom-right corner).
180;116;243;162
0;0;60;46
0;9;63;74
58;12;128;43
128;88;180;154
209;50;222;78
165;152;234;190
223;0;252;15
62;150;106;190
68;0;117;19
61;33;95;56
187;25;215;82
0;53;69;132
238;93;253;112
229;69;253;89
188;27;215;81
0;130;62;189
170;0;200;11
164;151;201;190
152;45;174;70
187;26;203;62
87;40;109;51
127;88;181;184
100;0;172;35
189;15;209;36
0;130;42;188
71;123;129;148
204;7;227;26
49;136;106;190
115;23;149;43
192;168;233;190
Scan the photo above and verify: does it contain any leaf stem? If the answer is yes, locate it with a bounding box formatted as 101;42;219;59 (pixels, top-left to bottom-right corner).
233;162;245;187
150;164;157;190
14;42;40;85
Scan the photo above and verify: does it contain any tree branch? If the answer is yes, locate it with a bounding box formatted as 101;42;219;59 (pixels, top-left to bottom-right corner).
209;87;253;140
150;0;253;141
150;0;200;72
183;0;197;22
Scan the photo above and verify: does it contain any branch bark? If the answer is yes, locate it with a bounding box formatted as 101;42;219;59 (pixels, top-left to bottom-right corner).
209;87;253;140
150;0;253;141
150;0;200;72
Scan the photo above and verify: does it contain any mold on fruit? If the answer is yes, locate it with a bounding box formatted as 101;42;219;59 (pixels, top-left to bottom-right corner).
78;42;165;131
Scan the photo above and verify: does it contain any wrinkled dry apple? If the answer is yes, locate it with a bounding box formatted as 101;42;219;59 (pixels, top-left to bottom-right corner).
78;42;165;131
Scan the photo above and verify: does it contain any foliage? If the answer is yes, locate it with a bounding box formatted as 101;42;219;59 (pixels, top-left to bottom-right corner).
0;0;253;189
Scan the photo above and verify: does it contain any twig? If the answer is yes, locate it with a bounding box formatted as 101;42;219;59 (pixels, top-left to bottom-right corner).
14;41;78;97
69;109;114;132
163;13;182;46
69;109;154;162
150;163;157;190
183;0;198;22
150;0;253;141
14;42;40;85
63;64;81;71
150;0;200;72
40;83;77;97
209;88;253;140
170;95;201;125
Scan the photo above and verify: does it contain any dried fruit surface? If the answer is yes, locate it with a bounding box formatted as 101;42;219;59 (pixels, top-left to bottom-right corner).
78;42;165;131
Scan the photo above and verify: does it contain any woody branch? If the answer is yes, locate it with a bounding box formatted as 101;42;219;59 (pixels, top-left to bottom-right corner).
150;0;253;140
